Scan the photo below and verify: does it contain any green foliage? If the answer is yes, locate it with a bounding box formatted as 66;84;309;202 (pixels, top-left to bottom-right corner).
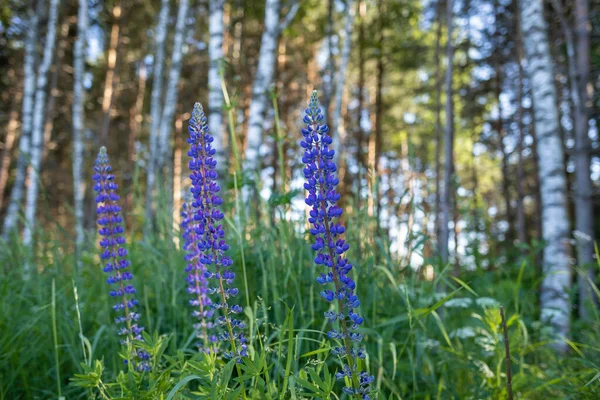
1;197;600;399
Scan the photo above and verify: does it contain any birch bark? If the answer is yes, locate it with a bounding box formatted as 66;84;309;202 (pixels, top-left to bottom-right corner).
23;0;60;260
2;1;39;239
520;0;572;348
331;0;355;157
243;0;282;174
208;0;226;167
73;0;89;257
157;0;189;171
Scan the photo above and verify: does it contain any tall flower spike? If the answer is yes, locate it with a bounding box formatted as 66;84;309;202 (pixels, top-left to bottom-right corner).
186;103;247;362
93;147;149;371
301;91;373;399
181;190;216;352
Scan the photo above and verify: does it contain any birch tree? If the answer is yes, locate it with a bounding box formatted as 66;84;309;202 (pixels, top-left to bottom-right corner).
243;0;298;174
145;0;169;232
331;0;355;157
208;0;226;167
440;0;454;265
157;0;189;171
2;1;39;239
72;0;88;260
23;0;60;259
519;0;572;348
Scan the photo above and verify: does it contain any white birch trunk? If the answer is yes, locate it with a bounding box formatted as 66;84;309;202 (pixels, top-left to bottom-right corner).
331;0;355;157
145;0;170;231
22;0;60;262
243;0;282;174
520;0;572;349
208;0;225;167
157;0;189;170
2;3;39;239
72;0;88;257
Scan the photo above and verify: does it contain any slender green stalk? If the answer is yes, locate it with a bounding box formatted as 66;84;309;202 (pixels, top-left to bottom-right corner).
51;279;62;398
271;90;286;192
72;279;88;366
219;68;241;174
233;171;251;311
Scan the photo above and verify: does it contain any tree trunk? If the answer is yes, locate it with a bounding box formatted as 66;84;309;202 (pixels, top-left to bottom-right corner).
23;0;60;263
552;0;596;320
208;0;226;167
243;0;282;174
520;0;572;350
440;0;454;265
495;64;513;243
157;0;189;173
0;82;23;210
2;1;39;239
331;0;355;157
356;0;366;209
145;0;169;234
433;0;443;252
374;0;384;234
99;3;122;144
72;0;88;261
321;0;336;123
515;1;527;248
573;0;596;320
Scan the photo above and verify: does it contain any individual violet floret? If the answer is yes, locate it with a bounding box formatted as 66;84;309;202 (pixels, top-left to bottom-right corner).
301;91;373;398
93;147;149;371
186;103;247;362
181;192;216;352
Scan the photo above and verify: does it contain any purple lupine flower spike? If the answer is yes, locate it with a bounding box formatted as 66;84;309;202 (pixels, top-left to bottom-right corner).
301;91;373;398
186;103;247;362
181;190;216;352
93;146;149;371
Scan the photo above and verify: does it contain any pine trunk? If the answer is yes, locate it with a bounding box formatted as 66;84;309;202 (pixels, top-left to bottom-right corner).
433;0;443;251
515;2;527;247
0;82;23;210
99;3;122;143
573;0;596;319
440;0;454;265
520;0;572;350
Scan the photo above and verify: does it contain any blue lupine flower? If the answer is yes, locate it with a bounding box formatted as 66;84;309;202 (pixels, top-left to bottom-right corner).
300;91;373;398
181;193;216;352
93;147;149;371
186;103;247;362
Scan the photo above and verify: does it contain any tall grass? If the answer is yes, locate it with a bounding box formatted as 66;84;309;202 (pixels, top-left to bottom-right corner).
1;154;600;399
